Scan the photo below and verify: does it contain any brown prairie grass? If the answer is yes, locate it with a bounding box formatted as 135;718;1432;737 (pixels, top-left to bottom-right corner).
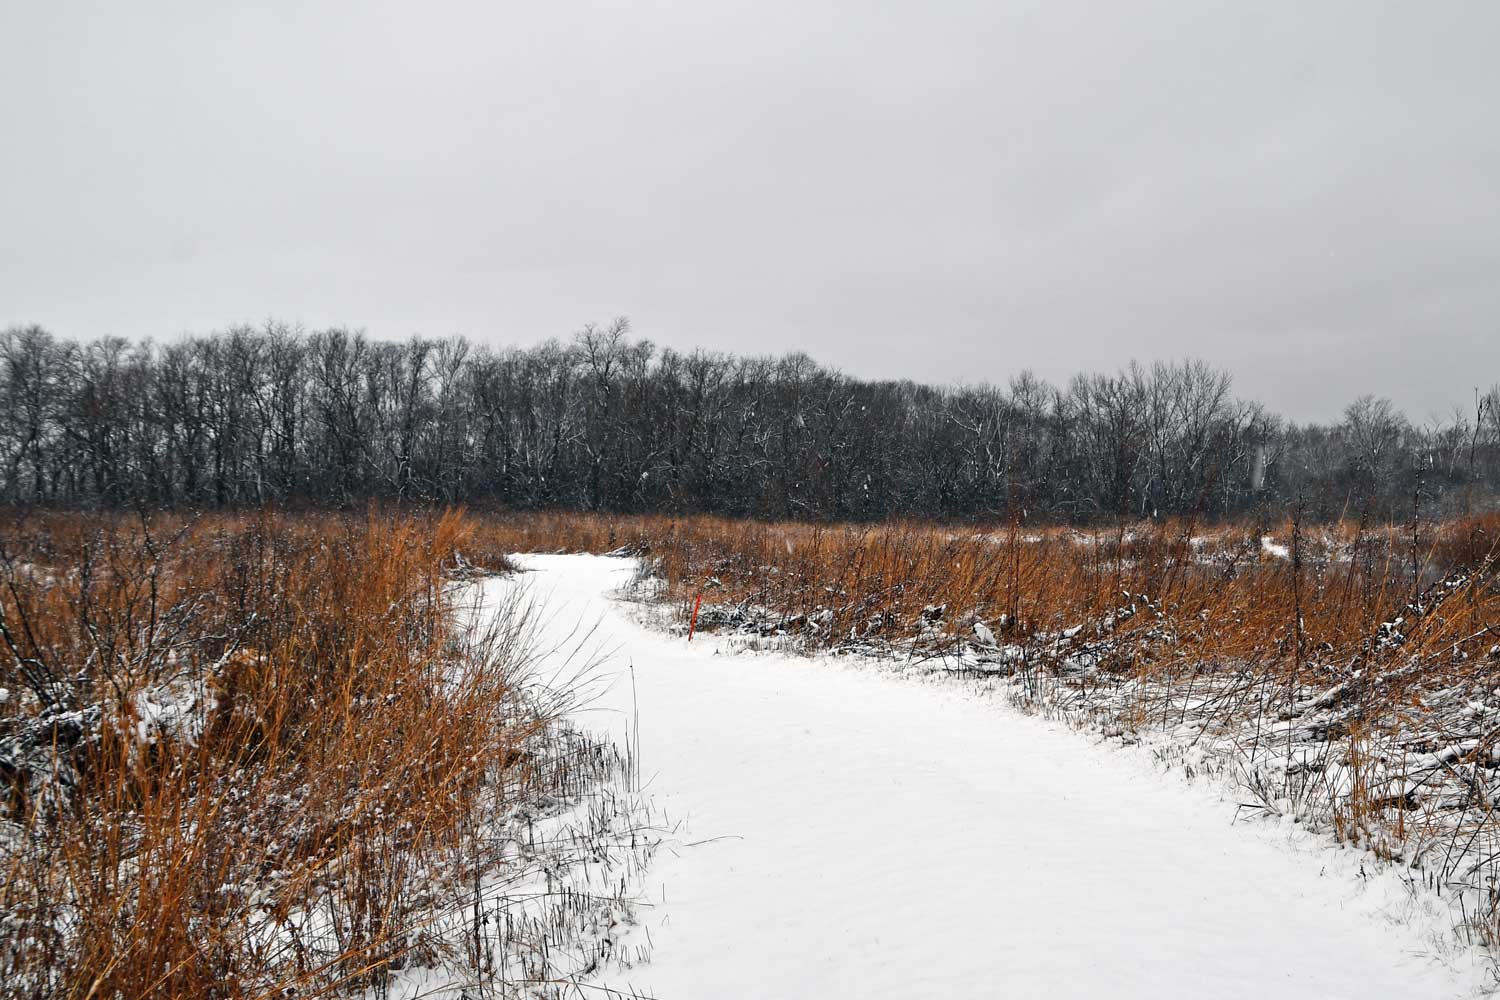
467;510;1499;671
0;507;573;999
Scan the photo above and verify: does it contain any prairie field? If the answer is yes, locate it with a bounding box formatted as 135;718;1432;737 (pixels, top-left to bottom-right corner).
0;509;647;1000
6;504;1500;997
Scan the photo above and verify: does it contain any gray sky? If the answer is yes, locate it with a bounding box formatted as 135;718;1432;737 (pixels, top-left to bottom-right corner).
3;1;1497;423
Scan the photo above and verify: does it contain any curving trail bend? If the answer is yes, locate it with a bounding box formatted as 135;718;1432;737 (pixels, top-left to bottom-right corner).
500;554;1485;1000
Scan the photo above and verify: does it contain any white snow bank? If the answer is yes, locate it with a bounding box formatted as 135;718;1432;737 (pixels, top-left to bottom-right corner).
1262;535;1292;560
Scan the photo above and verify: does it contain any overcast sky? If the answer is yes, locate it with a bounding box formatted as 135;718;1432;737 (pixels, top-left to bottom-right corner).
3;1;1497;423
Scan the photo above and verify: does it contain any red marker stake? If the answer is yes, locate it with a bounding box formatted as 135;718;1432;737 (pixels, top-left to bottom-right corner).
688;593;703;642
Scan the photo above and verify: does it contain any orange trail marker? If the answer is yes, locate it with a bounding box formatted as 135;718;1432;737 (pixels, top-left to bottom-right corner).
688;593;703;642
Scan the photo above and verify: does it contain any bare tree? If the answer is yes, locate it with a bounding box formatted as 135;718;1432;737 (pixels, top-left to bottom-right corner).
1;321;1494;522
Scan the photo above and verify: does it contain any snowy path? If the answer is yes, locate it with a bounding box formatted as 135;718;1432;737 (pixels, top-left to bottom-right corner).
501;555;1484;999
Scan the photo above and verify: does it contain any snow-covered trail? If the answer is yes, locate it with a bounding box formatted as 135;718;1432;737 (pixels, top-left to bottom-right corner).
499;554;1483;999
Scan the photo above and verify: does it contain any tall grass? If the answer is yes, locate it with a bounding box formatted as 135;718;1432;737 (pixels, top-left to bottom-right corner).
467;510;1499;659
0;508;625;999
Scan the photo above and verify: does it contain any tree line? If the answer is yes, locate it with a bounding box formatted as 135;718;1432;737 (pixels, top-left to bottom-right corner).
2;319;1496;523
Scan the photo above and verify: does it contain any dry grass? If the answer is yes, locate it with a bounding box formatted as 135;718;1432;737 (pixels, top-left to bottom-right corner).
22;503;1489;988
0;508;636;1000
467;510;1499;663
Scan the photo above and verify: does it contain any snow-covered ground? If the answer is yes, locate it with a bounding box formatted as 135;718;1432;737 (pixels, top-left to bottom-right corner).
501;554;1492;999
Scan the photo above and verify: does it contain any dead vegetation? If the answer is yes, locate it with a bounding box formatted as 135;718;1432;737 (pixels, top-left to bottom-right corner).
0;508;651;1000
10;503;1497;988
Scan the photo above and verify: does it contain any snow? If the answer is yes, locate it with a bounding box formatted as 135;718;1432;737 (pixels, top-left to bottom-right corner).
129;674;215;747
1262;535;1292;560
500;554;1490;999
